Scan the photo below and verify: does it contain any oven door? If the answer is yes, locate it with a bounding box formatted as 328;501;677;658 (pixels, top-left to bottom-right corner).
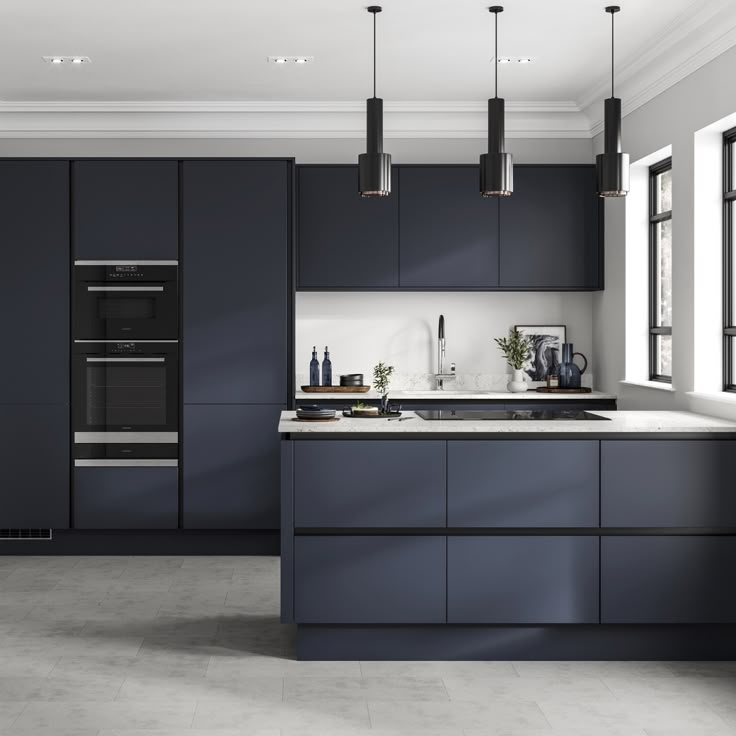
74;263;178;340
73;342;178;440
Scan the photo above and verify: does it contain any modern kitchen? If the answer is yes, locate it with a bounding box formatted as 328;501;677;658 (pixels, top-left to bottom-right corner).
2;0;736;733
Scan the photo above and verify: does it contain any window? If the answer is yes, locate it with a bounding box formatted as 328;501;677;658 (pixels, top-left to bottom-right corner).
724;128;736;391
649;158;672;382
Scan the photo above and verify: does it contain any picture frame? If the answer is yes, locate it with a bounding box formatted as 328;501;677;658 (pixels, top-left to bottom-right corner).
515;325;567;383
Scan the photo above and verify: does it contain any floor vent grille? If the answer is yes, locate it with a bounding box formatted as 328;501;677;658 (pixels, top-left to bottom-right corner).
0;529;52;541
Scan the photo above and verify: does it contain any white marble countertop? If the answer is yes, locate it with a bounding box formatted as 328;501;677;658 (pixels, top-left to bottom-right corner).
295;389;617;401
279;410;736;435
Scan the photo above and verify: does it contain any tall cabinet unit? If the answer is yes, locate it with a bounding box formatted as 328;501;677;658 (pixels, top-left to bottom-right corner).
0;160;70;528
182;160;291;529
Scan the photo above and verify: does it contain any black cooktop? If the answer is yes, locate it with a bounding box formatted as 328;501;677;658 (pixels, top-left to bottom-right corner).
415;409;610;421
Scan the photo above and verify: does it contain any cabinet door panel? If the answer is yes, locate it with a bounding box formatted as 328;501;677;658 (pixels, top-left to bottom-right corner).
448;440;599;527
298;166;399;288
294;440;446;527
75;467;178;529
448;536;599;623
183;404;284;529
73;160;178;260
294;536;446;624
500;166;600;289
183;161;289;404
0;160;69;404
602;537;736;623
400;166;499;288
0;405;69;528
602;440;736;527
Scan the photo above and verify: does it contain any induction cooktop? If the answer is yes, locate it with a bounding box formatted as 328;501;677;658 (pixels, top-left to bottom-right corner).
415;409;611;421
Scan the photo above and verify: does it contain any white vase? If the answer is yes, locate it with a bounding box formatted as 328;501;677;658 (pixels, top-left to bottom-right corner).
507;368;527;393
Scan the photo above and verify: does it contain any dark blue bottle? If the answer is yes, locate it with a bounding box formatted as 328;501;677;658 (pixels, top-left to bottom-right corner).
309;347;320;386
321;346;332;387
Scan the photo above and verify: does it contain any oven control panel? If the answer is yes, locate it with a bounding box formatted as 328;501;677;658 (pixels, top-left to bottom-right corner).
108;265;145;279
108;342;144;354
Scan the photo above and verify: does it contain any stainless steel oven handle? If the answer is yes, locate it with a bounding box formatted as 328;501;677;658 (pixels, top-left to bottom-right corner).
87;286;165;292
86;358;166;363
74;459;178;468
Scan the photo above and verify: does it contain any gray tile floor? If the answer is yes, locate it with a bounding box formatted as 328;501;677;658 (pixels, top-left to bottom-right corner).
0;555;735;735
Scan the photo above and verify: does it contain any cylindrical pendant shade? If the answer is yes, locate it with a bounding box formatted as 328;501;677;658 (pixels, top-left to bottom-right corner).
359;97;391;197
480;97;513;197
597;96;629;197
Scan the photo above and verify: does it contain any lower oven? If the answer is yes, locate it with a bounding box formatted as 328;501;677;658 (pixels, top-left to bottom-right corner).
73;340;178;453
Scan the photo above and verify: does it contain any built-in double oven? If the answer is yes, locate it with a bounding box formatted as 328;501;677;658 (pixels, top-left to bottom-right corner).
72;261;179;467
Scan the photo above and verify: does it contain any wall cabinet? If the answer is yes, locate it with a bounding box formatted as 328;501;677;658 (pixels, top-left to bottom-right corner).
297;165;399;289
399;166;499;288
448;536;599;624
601;537;736;623
294;536;447;624
499;166;601;289
72;160;179;260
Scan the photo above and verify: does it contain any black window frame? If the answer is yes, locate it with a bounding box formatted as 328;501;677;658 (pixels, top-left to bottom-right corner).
649;157;673;383
724;128;736;392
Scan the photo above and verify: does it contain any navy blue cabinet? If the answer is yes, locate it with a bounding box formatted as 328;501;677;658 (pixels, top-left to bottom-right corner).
183;402;284;529
448;440;599;527
499;165;601;289
0;160;69;403
294;536;447;623
73;160;178;260
602;440;736;527
294;440;446;527
75;465;178;529
448;536;599;623
182;160;289;404
399;166;499;288
601;537;736;623
0;405;69;529
297;165;399;289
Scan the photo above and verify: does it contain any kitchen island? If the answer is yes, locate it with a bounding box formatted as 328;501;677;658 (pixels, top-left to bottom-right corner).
280;410;736;660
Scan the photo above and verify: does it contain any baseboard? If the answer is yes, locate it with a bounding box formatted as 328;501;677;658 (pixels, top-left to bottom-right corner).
0;529;280;555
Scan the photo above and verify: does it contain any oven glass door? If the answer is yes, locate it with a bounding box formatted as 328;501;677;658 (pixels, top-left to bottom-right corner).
74;351;178;433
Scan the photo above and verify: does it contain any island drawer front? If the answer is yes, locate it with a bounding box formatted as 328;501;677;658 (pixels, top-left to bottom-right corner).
447;536;599;624
447;440;599;527
294;536;446;624
294;440;446;527
601;537;736;623
601;440;736;527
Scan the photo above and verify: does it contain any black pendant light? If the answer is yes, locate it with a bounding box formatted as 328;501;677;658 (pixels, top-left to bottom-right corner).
596;5;630;197
480;6;513;198
359;6;391;198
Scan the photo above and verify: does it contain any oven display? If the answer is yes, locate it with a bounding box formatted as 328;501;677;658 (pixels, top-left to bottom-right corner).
115;265;138;273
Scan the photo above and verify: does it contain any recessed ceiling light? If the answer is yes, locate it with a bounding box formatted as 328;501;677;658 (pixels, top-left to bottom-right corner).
498;57;512;64
518;57;532;64
51;58;63;64
274;57;287;64
295;58;309;64
43;55;91;65
267;55;314;65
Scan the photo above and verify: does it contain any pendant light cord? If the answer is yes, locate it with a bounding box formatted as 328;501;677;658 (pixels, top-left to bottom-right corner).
494;11;498;99
611;10;615;97
373;11;377;99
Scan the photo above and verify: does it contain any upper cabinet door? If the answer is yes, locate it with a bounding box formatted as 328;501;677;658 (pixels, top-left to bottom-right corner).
399;166;499;288
182;160;290;404
73;160;179;260
298;166;399;289
500;165;602;289
0;160;69;404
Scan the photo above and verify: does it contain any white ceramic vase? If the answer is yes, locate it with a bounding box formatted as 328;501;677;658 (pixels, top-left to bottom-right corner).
507;368;527;393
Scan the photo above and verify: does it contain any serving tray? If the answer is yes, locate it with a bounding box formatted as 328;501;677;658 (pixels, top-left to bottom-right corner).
342;410;402;418
532;387;592;394
301;385;371;393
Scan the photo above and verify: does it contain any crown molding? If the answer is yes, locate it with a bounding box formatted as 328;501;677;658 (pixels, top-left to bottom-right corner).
0;99;591;139
580;0;736;136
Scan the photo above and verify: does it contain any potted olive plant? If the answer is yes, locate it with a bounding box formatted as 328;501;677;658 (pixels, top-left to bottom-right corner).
494;327;532;393
373;361;395;414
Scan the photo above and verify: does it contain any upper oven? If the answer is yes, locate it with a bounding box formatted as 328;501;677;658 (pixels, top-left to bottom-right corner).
74;261;178;340
73;340;178;442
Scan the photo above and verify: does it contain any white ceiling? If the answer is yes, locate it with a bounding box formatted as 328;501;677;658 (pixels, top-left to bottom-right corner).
0;0;729;104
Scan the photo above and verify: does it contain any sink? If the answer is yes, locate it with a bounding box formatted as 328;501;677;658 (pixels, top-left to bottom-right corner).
415;409;610;421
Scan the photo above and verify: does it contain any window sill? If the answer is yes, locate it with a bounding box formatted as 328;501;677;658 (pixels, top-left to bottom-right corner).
686;390;736;404
619;379;675;393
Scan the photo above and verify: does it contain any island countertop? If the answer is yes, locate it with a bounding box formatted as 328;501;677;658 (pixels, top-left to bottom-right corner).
295;389;617;401
279;410;736;435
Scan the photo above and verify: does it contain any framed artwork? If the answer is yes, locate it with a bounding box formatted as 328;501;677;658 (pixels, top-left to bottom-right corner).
515;325;567;382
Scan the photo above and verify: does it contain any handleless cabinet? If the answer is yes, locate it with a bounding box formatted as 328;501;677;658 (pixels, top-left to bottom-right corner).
72;160;179;260
399;166;499;288
499;165;601;289
297;165;399;289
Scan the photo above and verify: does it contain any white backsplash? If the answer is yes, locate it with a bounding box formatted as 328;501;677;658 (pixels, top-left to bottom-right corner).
295;291;595;390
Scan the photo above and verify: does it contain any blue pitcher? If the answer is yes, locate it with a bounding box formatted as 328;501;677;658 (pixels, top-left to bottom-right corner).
556;343;588;389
